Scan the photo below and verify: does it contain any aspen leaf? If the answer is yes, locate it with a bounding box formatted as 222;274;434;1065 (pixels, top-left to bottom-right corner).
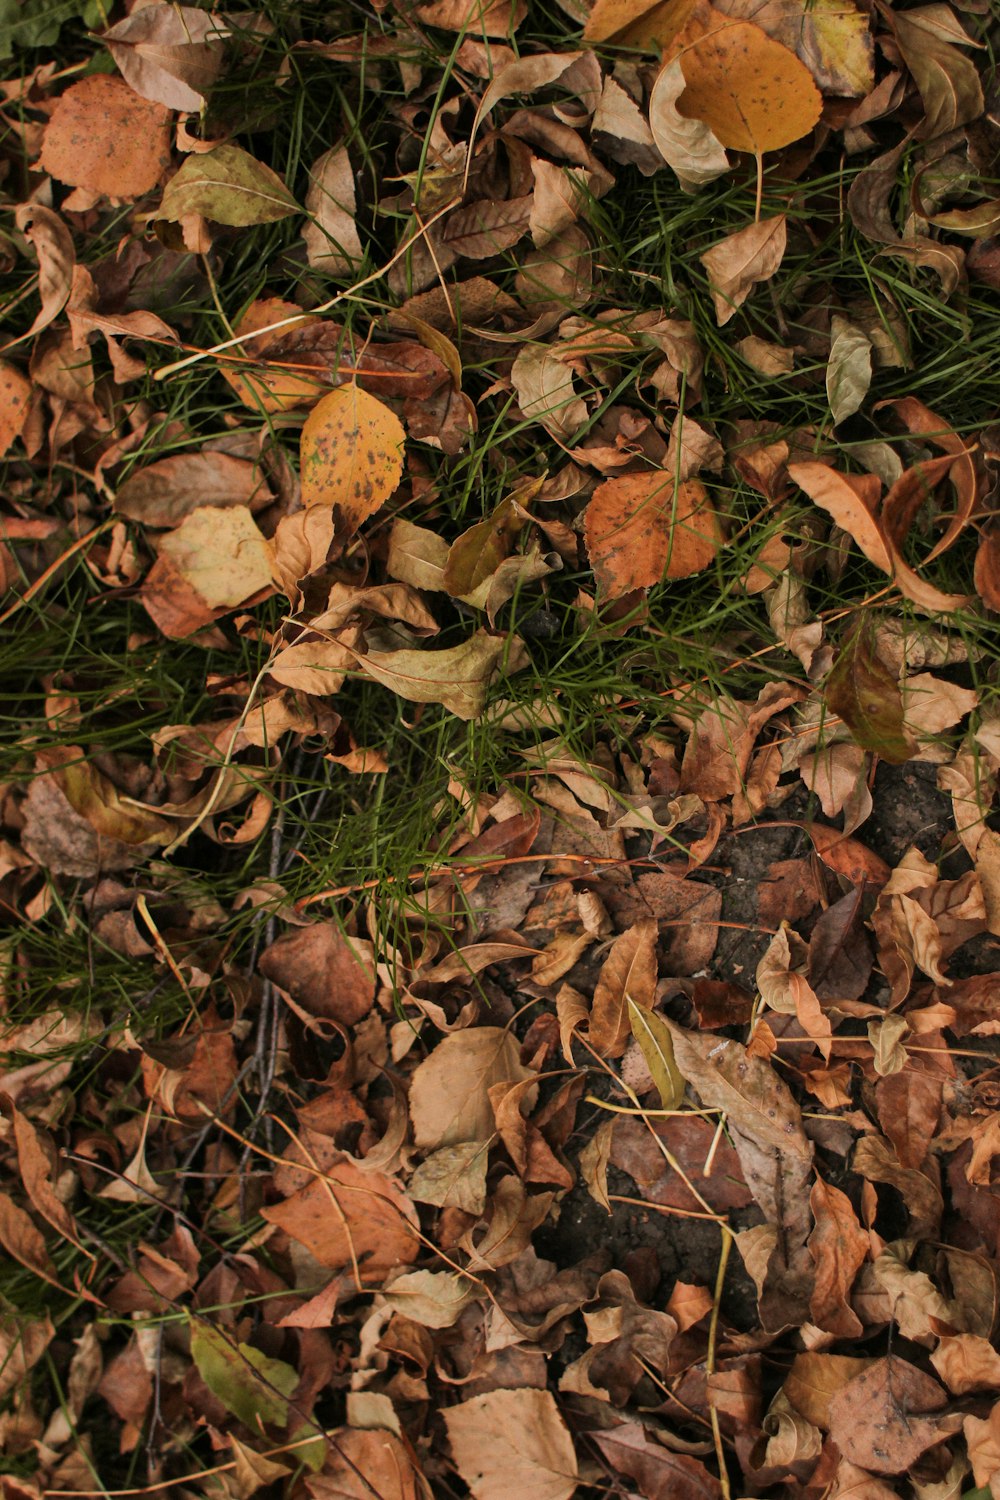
700;215;787;325
584;472;722;598
40;75;172;201
0;361;31;457
444;1388;579;1500
299;384;405;530
676;18;822;154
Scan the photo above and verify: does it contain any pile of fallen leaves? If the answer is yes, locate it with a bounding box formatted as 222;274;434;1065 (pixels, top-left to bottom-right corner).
2;0;1000;1495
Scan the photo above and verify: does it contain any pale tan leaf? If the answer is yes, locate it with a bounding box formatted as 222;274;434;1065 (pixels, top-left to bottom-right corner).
303;144;363;276
158;506;273;609
444;1388;579;1500
700;215;787;325
409;1027;535;1150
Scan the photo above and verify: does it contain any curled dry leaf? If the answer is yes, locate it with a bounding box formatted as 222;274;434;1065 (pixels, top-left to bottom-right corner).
700;216;787;326
345;627;527;721
584;471;723;597
299;384;405;529
303;144;363;276
14;204;75;340
102;4;228;113
649;57;730;191
40;75;172;201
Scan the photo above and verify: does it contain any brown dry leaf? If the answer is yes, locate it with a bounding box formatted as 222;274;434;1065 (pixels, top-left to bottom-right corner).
299;383;405;528
262;1157;419;1279
589;919;658;1057
783;1351;875;1428
649;58;730;191
409;1027;535;1150
593;1423;721;1498
965;1404;1000;1494
700;216;787;325
444;1388;578;1500
0;1310;54;1404
0;361;31;457
808;1178;868;1337
891;5;983;139
39;75;172;201
259;923;375;1026
414;0;526;36
510;345;587;444
584;472;723;597
14;204;75;340
346;627;527;721
158;505;273;610
675;17;822;154
114;453;272;528
931;1335;1000;1395
102;4;228;112
303;144;363;276
825;1357;951;1474
307;1428;419;1499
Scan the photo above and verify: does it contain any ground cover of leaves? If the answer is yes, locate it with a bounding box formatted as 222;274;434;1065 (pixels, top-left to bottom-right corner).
2;0;1000;1496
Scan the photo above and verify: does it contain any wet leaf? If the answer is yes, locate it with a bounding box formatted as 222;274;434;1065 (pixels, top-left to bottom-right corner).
299;383;405;529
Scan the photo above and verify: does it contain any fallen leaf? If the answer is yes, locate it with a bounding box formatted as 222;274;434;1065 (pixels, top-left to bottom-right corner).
649;57;730;190
409;1027;535;1149
262;1158;419;1278
307;1429;419;1499
891;4;983;139
299;383;405;529
444;1388;579;1500
259;923;375;1026
628;1001;685;1108
102;4;228;112
381;1269;477;1327
593;1422;722;1499
114;452;272;528
589;919;658;1057
303;144;363;275
14;204;75;339
825;1357;950;1474
825;622;916;764
347;627;526;721
676;18;822;154
700;216;787;326
808;1177;868;1337
0;361;31;456
584;472;723;596
190;1319;298;1431
158;505;273;610
158;144;300;225
40;75;172;200
826;316;873;425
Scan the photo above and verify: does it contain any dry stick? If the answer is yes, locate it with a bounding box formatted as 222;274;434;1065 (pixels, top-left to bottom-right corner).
706;1227;734;1500
152;197;461;383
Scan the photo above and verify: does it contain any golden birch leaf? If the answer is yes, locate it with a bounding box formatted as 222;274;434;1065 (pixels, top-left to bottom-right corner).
299;383;405;532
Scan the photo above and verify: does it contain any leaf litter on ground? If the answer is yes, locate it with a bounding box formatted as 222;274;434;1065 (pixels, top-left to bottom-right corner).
1;0;1000;1496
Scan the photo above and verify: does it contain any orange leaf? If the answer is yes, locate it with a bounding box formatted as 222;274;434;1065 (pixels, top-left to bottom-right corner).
39;75;171;201
299;383;405;532
0;362;31;458
584;472;722;598
676;16;822;153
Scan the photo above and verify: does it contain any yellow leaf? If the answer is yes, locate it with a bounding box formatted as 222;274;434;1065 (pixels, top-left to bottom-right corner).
676;16;822;153
299;383;405;532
